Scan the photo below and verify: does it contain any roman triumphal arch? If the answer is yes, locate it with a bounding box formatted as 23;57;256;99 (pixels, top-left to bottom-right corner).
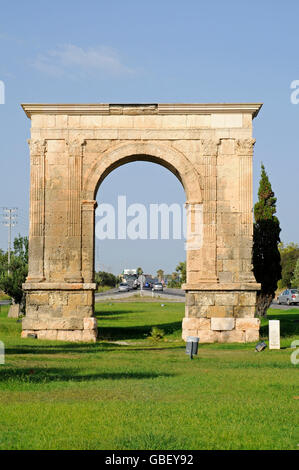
21;103;262;343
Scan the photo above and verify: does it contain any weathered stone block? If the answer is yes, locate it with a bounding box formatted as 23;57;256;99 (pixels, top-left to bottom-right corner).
233;306;255;318
245;329;259;343
219;330;245;343
182;318;210;331
194;293;215;306
83;317;97;330
23;317;48;330
48;318;83;330
207;306;234;318
215;293;238;306
49;292;68;306
235;318;260;330
238;292;256;306
82;330;97;342
8;304;20;318
186;305;208;318
68;293;89;308
75;306;93;317
211;317;235;331
218;272;233;283
198;330;220;343
37;330;58;340
197;318;211;330
27;293;49;305
57;330;83;342
185;293;195;307
36;305;63;317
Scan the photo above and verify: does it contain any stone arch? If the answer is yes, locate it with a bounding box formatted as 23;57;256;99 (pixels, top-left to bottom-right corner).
21;102;262;344
83;142;202;203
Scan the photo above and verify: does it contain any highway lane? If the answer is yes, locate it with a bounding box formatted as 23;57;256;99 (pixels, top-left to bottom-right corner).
95;287;185;301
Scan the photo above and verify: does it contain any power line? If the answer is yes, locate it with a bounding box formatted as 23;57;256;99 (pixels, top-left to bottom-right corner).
1;207;18;274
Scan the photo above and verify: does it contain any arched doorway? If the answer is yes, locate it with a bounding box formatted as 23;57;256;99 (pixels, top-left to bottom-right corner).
21;102;262;343
93;159;187;282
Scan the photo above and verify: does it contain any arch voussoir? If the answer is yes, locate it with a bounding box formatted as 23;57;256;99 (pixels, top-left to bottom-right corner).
82;141;202;203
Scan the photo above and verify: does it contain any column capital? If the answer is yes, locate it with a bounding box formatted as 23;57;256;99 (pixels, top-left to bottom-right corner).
66;138;85;157
28;138;47;156
201;139;220;156
236;138;256;155
185;200;203;208
82;200;98;210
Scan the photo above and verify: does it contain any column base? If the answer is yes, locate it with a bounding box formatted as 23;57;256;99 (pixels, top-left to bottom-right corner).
22;317;98;342
182;288;260;343
182;317;260;343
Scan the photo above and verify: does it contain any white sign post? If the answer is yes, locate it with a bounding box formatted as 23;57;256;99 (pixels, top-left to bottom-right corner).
269;320;280;349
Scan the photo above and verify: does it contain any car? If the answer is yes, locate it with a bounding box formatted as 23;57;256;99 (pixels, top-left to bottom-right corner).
118;283;130;292
277;289;299;305
152;283;163;292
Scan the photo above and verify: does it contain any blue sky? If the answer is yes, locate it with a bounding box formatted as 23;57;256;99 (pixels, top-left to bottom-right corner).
0;0;298;275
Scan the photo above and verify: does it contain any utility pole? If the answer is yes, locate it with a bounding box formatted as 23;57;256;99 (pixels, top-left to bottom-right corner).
2;207;18;274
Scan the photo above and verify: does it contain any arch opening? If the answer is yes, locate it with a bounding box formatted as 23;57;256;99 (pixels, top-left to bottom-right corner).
94;159;188;280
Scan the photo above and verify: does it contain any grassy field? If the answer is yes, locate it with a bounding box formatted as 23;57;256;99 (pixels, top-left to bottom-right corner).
0;302;298;450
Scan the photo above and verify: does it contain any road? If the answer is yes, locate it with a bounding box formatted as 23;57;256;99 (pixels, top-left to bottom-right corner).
269;300;299;310
95;287;185;301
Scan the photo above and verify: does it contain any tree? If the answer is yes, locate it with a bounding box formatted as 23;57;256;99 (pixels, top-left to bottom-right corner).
137;267;143;276
176;261;186;284
157;269;164;282
291;258;299;288
0;235;28;308
94;271;117;289
252;164;282;316
278;242;299;288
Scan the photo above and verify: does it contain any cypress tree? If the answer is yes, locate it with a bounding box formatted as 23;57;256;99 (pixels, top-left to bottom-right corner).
252;164;282;316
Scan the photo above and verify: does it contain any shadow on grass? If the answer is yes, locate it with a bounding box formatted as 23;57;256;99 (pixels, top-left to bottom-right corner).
0;367;175;383
5;340;184;356
95;309;147;318
260;311;299;338
98;321;182;341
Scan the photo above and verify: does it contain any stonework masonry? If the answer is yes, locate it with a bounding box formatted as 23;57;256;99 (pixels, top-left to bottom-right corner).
21;103;262;342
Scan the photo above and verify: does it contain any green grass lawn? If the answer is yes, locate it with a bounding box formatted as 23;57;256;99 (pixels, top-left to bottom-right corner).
0;302;298;450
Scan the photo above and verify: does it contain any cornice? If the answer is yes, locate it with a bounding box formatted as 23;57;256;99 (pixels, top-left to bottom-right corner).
158;103;262;118
21;103;263;119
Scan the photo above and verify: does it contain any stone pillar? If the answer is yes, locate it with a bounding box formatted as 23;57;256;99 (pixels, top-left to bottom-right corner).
237;138;256;282
201;139;219;282
26;139;46;282
82;200;97;283
64;138;84;282
182;138;260;343
23;138;97;342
